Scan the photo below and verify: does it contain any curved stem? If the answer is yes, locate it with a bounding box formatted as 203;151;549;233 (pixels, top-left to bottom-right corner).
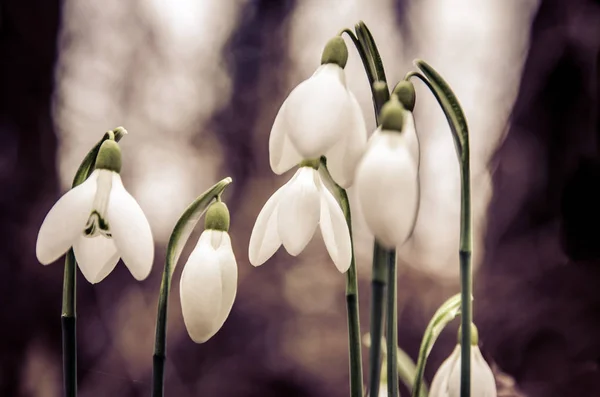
152;178;233;397
408;63;472;397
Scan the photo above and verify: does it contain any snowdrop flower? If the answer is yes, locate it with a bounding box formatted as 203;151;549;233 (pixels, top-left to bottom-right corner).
269;36;367;188
180;201;237;343
355;95;419;249
249;162;351;273
36;140;154;283
430;325;497;397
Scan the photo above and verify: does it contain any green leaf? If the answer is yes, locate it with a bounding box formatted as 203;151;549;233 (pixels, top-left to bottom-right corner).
414;59;468;159
71;127;128;188
412;293;467;397
165;177;233;276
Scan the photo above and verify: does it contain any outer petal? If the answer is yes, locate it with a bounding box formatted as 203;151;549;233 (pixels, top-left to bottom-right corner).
277;167;320;256
318;179;352;272
429;345;460;397
36;171;97;265
269;102;303;174
325;91;367;188
248;183;289;267
446;346;497;397
106;173;154;280
207;231;238;340
180;231;223;343
73;235;119;284
355;131;418;248
283;64;354;158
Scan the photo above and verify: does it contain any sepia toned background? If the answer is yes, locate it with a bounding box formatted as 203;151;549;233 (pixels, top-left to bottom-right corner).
1;0;599;396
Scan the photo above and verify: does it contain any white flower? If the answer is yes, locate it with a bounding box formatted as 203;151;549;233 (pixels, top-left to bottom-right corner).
429;345;497;397
180;229;237;343
248;166;351;272
36;142;154;283
269;63;367;188
355;113;419;249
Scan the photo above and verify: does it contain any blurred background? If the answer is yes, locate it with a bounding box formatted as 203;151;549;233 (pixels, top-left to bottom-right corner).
1;0;599;396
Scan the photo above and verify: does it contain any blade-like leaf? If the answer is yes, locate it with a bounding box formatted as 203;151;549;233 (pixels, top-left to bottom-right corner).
412;293;467;397
165;177;233;275
414;59;468;159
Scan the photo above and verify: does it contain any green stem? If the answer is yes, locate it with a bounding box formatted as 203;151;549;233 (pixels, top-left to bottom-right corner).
408;62;473;397
369;243;387;397
339;189;364;397
319;163;363;397
152;269;169;397
61;249;77;397
386;250;398;397
152;177;233;397
459;159;472;397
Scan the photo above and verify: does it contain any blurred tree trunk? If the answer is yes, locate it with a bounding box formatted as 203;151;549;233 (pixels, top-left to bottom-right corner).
0;0;61;395
479;0;600;396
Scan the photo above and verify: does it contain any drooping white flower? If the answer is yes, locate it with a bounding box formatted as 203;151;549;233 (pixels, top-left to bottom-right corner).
355;101;419;249
269;37;367;188
248;166;351;272
36;140;154;283
429;344;497;397
180;202;237;343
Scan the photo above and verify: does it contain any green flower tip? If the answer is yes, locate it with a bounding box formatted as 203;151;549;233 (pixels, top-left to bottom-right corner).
299;158;320;169
379;97;405;131
205;201;230;232
457;323;479;346
95;140;122;173
321;36;348;68
393;81;416;111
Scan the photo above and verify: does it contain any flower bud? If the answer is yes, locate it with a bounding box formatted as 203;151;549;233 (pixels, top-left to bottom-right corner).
204;201;230;232
392;80;416;111
95;140;122;173
379;97;405;131
321;36;348;69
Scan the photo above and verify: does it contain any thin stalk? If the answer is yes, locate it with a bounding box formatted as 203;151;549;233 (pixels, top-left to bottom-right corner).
369;243;387;397
386;250;398;397
339;188;364;397
408;63;473;397
320;162;363;397
152;270;169;397
459;155;472;397
61;249;77;397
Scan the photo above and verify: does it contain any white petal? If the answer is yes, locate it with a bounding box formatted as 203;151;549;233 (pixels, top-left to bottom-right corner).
429;345;460;397
318;179;352;272
325;91;367;188
283;64;354;158
277;167;320;256
446;346;497;397
210;231;238;338
180;231;223;343
403;111;420;167
355;131;419;248
73;235;119;284
106;174;154;280
248;183;289;267
36;171;98;265
269;102;303;174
